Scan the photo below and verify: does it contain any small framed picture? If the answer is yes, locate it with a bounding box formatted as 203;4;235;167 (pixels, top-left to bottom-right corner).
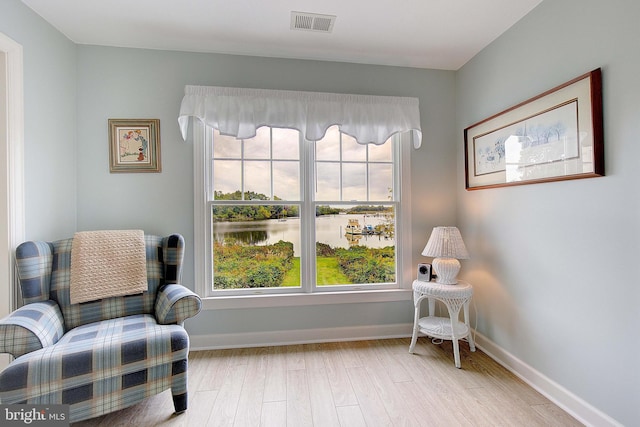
417;263;432;282
108;119;161;173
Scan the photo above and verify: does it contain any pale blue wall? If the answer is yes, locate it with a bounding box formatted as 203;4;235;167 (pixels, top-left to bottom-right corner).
74;45;457;335
456;0;640;425
0;0;76;240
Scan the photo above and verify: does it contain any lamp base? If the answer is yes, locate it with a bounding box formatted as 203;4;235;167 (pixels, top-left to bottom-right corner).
432;257;461;285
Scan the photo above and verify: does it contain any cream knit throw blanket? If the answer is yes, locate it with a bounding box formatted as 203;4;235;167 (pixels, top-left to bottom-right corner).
70;230;147;304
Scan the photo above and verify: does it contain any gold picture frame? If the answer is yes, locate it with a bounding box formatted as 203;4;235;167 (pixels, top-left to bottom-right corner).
108;119;161;173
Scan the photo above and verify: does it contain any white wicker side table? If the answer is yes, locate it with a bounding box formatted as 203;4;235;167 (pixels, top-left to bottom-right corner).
409;279;475;368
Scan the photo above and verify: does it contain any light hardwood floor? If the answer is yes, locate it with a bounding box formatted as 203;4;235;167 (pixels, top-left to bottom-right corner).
73;337;582;426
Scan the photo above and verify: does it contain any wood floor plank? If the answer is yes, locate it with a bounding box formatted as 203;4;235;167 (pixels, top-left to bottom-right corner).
234;347;268;426
370;339;413;383
208;363;248;426
359;348;423;426
403;344;494;426
394;380;468;427
336;405;367;427
337;340;367;368
286;369;313;427
346;366;394;426
321;342;359;407
531;403;583;426
285;344;306;371
463;384;551;426
260;401;287;427
304;343;341;426
197;349;234;392
185;350;205;394
108;391;183;427
302;343;326;370
229;347;255;366
464;349;550;406
180;390;218;427
263;345;287;402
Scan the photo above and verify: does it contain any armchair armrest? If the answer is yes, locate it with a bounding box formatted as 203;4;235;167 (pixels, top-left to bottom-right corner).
0;301;64;358
155;284;202;325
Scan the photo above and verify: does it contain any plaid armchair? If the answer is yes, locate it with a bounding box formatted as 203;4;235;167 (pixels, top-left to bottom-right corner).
0;234;202;422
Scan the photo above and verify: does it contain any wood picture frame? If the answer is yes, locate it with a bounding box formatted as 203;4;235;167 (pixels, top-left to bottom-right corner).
464;68;603;190
108;119;161;173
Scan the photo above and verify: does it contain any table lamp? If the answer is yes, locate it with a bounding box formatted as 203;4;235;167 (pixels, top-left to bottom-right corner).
422;226;469;285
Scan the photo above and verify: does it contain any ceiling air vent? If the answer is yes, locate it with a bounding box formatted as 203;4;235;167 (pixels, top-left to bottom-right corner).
290;11;336;33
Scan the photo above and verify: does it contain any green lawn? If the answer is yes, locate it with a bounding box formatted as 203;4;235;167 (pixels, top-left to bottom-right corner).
281;256;351;287
281;258;300;287
317;256;351;285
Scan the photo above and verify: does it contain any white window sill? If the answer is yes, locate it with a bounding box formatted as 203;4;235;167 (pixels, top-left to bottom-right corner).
200;288;413;310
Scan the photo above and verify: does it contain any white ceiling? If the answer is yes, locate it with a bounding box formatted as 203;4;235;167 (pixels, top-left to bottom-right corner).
20;0;542;70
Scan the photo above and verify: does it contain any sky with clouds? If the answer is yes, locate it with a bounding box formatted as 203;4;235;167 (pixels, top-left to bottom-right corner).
212;126;394;202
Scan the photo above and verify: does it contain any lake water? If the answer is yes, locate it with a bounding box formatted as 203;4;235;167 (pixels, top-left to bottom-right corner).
213;214;395;256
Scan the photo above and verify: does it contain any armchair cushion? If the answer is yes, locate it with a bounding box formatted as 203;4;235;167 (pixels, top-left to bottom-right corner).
0;301;64;358
155;284;202;325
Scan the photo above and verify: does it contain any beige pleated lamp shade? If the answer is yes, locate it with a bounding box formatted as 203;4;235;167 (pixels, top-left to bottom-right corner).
421;226;469;259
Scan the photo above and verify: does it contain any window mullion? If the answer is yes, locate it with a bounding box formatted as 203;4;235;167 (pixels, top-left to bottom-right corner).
302;139;315;293
339;133;343;201
269;128;274;200
366;152;370;202
240;139;245;200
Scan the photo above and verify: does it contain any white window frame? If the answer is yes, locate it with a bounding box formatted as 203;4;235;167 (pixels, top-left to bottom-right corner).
193;120;413;309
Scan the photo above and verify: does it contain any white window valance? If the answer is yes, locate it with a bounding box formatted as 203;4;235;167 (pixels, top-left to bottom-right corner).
178;85;422;148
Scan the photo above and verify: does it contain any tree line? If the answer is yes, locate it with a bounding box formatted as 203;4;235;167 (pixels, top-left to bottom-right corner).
212;190;392;222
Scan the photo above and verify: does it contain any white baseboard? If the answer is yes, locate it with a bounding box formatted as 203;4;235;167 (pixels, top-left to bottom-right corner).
190;323;413;350
473;331;622;427
189;325;620;426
